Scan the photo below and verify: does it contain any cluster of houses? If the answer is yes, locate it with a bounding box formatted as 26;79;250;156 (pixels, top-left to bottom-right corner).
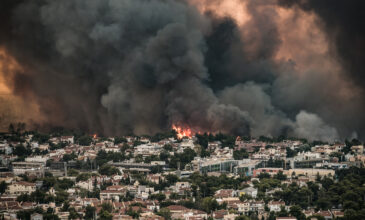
0;133;362;219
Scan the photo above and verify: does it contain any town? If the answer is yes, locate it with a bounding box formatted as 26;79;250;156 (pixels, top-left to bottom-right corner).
0;124;363;220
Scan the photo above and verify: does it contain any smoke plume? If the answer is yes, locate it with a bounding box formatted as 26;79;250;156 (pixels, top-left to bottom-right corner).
0;0;364;141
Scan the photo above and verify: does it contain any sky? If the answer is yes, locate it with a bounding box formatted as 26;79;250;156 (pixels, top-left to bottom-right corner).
0;0;364;141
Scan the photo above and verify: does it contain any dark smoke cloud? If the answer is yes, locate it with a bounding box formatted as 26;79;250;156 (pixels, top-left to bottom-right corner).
0;0;364;141
278;0;365;91
276;0;365;139
0;0;251;136
205;18;277;91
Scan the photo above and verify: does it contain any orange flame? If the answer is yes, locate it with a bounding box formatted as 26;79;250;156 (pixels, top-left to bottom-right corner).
172;125;192;139
93;134;97;139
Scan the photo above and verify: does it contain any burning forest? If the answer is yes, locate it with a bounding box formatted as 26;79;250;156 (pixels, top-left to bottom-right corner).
0;0;365;141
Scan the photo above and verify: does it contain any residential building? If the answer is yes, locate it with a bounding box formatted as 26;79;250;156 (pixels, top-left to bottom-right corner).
253;168;283;177
60;136;74;144
31;213;43;220
12;162;45;177
238;187;258;198
7;181;36;195
268;201;285;212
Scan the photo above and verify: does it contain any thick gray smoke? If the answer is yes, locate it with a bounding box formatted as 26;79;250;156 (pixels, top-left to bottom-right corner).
0;0;364;141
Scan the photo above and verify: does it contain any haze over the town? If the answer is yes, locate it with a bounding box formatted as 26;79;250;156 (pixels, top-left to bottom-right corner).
0;0;364;142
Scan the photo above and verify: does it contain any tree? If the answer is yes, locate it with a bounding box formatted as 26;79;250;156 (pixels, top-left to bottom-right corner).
200;147;211;158
170;193;180;200
126;207;140;219
286;147;297;158
259;136;273;143
258;173;271;179
274;171;287;181
67;169;79;176
99;210;113;220
31;132;50;144
8;123;15;134
16;122;26;133
266;158;285;168
144;155;160;163
0;181;8;194
178;199;195;209
308;215;325;220
61;201;70;212
159;151;169;162
289;205;305;220
99;202;115;219
68;208;80;219
43;207;60;220
215;133;235;148
277;206;288;217
166;174;178;185
320;176;334;190
17;189;55;204
78;135;92;146
135;155;143;163
200;197;219;213
17;210;35;220
195;134;209;148
13;145;32;157
163;144;173;151
344;209;357;220
99;164;121;176
268;212;276;220
56;178;74;190
31;190;55;204
343;139;361;154
157;208;171;220
235;215;249;220
17;194;31;202
55;191;69;205
233;149;249;160
101;203;113;213
84;205;96;220
343;201;359;210
62;152;77;162
315;173;321;182
114;137;127;144
330;152;343;161
76;173;91;182
42;176;56;190
150;130;176;142
149;193;166;202
169;148;196;169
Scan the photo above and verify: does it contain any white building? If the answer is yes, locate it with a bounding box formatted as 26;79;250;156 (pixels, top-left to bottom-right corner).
174;182;191;192
178;139;195;153
0;143;12;155
76;180;93;191
134;144;162;157
30;142;39;149
268;201;285;212
100;190;126;201
60;136;74;144
295;152;322;161
7;181;36;195
236;202;250;214
12;162;45;177
223;213;238;220
25;156;49;164
351;145;364;154
31;213;43;220
238;187;258;198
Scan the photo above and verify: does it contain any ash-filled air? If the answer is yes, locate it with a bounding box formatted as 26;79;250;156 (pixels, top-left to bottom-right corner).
0;0;364;141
